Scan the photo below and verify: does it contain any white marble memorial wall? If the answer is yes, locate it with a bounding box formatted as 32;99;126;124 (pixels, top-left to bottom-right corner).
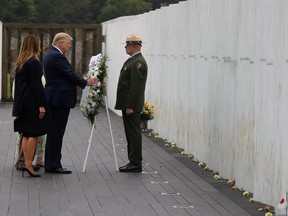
102;0;288;206
0;21;2;101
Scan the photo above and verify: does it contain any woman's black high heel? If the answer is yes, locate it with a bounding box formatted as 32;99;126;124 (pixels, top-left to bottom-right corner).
22;166;41;177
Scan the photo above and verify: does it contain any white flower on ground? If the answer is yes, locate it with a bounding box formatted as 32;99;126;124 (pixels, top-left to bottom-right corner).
243;191;250;197
213;174;221;180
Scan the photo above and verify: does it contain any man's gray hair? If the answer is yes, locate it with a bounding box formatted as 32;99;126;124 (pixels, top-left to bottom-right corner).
52;32;73;46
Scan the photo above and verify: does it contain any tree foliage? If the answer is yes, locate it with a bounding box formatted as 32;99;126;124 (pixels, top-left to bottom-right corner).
97;0;152;23
146;0;182;9
0;0;182;24
0;0;38;22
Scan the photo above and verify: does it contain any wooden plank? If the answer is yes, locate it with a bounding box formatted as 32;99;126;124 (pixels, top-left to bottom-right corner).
2;28;8;101
3;23;100;29
74;28;83;76
1;24;102;101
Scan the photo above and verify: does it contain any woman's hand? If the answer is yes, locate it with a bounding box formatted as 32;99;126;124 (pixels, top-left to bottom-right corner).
39;107;46;119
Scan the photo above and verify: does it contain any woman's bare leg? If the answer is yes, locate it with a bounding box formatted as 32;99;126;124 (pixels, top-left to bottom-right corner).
21;136;38;174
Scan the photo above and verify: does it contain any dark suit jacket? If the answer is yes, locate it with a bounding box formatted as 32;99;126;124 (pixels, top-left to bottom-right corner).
12;57;48;135
115;52;148;112
43;47;87;108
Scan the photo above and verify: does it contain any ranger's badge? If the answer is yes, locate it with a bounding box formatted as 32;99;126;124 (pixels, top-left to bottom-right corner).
136;62;142;69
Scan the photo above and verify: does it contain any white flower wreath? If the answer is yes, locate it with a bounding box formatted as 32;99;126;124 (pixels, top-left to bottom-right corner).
80;54;108;124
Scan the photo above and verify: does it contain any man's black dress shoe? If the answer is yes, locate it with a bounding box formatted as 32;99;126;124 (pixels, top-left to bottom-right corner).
45;168;72;174
119;164;142;172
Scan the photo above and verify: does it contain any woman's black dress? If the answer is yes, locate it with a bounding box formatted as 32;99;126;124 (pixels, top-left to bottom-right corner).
12;58;48;137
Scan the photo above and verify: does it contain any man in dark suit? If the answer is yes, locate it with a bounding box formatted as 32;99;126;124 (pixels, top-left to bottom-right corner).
44;32;97;174
115;33;148;172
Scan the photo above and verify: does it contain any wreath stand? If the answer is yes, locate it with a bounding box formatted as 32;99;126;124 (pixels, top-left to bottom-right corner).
82;96;118;172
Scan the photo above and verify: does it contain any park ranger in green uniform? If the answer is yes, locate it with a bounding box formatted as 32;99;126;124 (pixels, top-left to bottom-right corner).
115;33;148;172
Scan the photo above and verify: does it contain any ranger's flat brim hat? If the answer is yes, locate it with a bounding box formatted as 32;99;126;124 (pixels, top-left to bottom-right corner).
125;33;142;45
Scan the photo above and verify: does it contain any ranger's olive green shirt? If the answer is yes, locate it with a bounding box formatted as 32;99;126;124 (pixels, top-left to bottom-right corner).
115;52;148;112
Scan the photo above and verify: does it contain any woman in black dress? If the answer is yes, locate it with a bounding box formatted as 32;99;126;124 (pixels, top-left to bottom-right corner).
12;34;47;177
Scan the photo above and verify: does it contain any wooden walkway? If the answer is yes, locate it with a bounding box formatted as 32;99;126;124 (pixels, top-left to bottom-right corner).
0;103;263;216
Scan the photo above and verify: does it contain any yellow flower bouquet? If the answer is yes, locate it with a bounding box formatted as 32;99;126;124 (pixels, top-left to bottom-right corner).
140;102;154;131
140;102;154;121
